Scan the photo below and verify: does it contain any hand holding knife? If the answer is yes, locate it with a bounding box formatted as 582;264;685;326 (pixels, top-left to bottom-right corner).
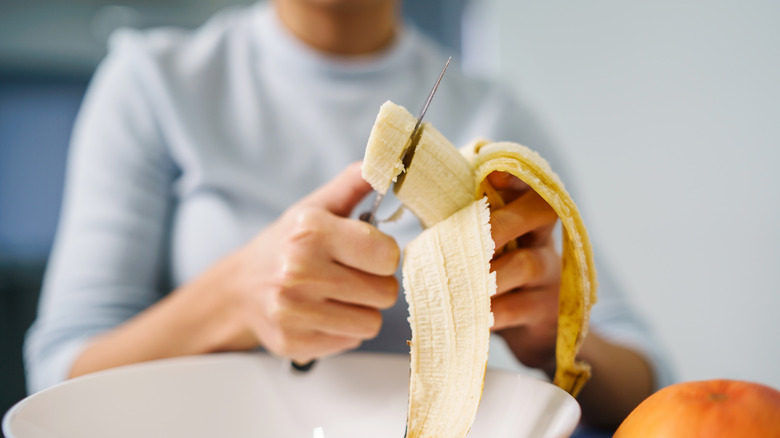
291;56;452;373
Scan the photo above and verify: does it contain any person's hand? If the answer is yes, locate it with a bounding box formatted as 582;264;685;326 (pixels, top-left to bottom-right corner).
487;171;561;373
226;162;400;364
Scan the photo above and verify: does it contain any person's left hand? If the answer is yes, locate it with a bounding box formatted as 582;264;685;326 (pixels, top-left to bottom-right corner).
486;171;561;374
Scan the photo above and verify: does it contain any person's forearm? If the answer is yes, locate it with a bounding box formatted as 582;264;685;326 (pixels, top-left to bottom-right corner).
574;332;655;428
69;254;257;379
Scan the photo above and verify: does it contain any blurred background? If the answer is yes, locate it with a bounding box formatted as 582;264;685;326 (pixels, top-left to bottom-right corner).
480;0;780;392
1;0;778;426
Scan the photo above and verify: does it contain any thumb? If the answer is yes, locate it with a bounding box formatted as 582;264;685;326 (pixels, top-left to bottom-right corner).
299;162;373;217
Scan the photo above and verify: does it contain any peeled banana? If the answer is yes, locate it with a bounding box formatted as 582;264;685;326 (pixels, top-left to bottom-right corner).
362;101;597;437
403;198;495;437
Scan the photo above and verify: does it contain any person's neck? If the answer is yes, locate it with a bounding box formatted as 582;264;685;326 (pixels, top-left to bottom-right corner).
274;0;398;56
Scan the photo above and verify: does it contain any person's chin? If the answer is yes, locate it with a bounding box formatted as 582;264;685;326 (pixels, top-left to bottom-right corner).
293;0;392;12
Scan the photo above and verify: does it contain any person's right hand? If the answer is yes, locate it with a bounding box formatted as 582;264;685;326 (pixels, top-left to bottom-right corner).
225;162;400;364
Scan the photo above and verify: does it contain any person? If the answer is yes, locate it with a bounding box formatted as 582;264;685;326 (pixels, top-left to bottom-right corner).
25;0;672;431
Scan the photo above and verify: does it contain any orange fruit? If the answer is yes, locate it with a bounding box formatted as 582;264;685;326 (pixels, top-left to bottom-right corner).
614;379;780;437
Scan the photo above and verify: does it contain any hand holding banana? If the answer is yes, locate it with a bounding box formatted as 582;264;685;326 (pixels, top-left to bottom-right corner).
487;171;562;373
363;101;597;437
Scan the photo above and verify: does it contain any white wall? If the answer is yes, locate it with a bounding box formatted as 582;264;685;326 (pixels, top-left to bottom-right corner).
468;1;780;389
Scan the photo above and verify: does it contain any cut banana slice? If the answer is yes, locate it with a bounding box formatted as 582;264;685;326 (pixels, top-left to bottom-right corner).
363;101;417;195
363;101;475;228
362;100;597;436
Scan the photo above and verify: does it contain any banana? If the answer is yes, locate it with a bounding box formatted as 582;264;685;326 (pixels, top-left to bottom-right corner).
403;198;495;438
362;101;597;437
363;101;475;227
363;101;418;195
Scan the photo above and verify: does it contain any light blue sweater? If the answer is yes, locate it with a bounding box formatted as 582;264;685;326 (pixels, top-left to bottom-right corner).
25;2;672;393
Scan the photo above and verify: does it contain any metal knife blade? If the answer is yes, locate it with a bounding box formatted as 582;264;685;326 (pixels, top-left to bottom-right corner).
358;56;452;226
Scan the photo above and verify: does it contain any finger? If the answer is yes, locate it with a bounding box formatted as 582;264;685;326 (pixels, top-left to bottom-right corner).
317;264;399;309
486;171;531;204
490;190;558;249
492;246;560;295
287;331;363;364
292;300;384;340
516;223;556;248
486;171;530;192
490;287;556;331
285;207;400;276
299;162;372;217
323;215;400;276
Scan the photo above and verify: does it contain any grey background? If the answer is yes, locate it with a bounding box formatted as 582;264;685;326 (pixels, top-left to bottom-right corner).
466;0;780;391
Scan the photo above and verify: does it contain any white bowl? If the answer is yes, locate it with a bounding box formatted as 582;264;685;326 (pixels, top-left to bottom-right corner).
3;352;580;438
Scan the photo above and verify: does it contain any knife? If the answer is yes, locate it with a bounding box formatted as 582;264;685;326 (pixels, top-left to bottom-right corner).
291;56;452;373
